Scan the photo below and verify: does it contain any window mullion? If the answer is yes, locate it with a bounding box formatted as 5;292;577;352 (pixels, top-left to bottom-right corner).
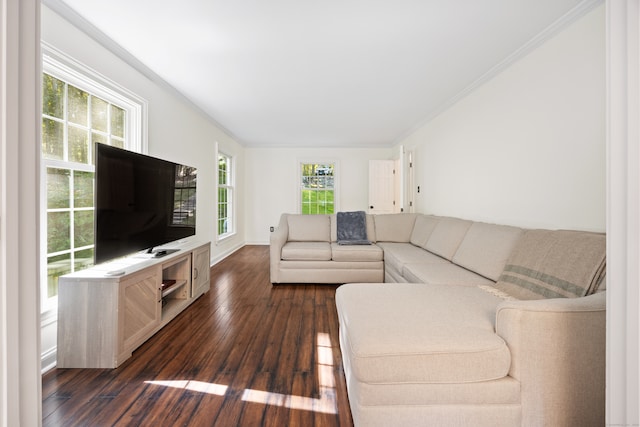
44;158;94;173
69;172;75;271
48;249;73;258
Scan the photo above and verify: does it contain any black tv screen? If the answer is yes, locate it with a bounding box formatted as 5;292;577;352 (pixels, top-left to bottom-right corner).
94;144;197;264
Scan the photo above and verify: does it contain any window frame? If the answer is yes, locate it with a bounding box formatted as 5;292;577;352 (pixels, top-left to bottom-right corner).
40;43;147;314
298;160;339;215
216;148;235;241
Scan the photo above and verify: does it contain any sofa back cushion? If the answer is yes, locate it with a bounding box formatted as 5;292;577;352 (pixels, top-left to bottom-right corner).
373;213;418;242
452;222;524;281
287;214;330;242
366;215;376;242
424;217;472;260
410;215;440;247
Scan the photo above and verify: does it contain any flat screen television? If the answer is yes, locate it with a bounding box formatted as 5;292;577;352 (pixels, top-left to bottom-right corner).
94;144;197;264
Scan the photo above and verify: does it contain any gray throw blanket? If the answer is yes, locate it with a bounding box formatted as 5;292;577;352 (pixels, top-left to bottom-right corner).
494;229;606;300
337;211;371;245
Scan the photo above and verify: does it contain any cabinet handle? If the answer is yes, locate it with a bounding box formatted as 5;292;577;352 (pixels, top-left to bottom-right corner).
194;268;198;280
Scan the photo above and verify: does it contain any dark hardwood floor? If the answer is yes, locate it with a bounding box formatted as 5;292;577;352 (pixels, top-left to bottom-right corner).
42;245;354;426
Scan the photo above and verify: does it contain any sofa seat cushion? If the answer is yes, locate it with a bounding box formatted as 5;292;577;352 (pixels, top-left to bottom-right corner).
384;267;407;283
346;375;521;407
377;242;448;273
336;283;510;384
402;263;495;286
331;243;383;262
281;242;331;261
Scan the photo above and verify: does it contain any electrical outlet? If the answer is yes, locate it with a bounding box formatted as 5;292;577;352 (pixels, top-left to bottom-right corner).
270;226;274;232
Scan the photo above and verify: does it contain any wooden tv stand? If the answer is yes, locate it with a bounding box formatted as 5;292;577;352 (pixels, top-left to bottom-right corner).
56;241;210;368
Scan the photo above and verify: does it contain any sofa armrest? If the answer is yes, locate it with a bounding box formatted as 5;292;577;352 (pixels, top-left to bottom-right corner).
269;214;289;283
495;291;606;426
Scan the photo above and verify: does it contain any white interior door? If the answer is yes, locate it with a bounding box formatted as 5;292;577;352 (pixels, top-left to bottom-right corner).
368;160;396;214
394;158;402;213
406;150;415;213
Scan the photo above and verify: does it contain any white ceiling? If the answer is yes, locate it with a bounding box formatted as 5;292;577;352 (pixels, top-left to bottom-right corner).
54;0;597;148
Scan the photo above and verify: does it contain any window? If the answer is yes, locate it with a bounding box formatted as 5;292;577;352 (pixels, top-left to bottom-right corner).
218;152;234;238
300;163;335;214
172;165;197;227
41;45;145;313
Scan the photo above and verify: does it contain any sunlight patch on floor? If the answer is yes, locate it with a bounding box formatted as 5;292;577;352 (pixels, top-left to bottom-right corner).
145;332;338;414
241;386;336;414
145;379;228;396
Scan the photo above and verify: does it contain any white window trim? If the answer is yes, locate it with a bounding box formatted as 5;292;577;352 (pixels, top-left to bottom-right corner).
297;159;340;214
40;43;148;315
215;142;236;243
42;42;148;153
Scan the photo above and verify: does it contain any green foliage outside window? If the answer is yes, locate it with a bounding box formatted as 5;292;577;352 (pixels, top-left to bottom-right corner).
301;163;335;214
68;85;88;126
218;187;228;234
43;74;64;118
301;190;335;214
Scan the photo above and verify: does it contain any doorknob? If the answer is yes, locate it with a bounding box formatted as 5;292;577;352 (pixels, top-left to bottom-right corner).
370;206;374;209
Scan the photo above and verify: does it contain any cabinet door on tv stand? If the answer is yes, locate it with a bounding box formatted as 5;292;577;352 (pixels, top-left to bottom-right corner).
192;244;211;298
118;265;162;363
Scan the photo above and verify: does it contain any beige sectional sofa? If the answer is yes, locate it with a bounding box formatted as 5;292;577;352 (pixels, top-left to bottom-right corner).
269;212;606;426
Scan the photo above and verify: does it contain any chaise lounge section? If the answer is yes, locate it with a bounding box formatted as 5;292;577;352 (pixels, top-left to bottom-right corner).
336;283;605;426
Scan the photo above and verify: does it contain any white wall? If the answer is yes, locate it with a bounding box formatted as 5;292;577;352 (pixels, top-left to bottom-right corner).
398;5;605;232
41;5;245;368
245;147;393;243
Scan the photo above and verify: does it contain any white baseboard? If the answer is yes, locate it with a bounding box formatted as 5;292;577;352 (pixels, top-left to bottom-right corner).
41;347;57;374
